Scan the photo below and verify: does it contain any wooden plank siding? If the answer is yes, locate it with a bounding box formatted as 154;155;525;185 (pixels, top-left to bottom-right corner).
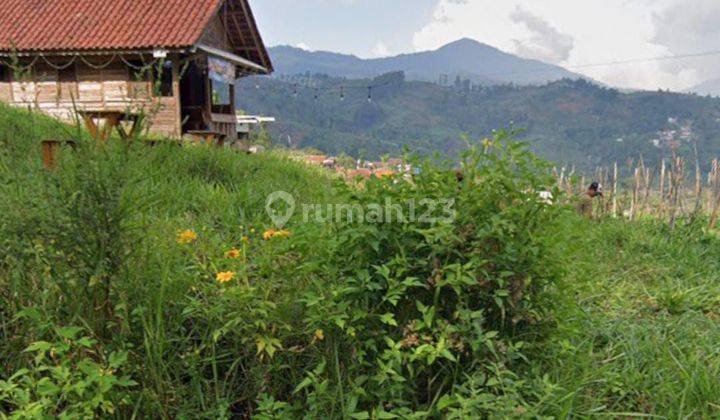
0;55;182;138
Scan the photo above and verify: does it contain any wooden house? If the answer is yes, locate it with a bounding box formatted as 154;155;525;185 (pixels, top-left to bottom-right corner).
0;0;272;140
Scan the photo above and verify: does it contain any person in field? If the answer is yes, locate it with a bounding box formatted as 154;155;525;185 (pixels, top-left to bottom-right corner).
577;182;602;218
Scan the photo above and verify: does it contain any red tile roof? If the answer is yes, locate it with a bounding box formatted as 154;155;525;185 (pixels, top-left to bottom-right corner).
0;0;222;52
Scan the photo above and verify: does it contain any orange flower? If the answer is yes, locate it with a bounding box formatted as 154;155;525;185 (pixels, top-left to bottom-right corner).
262;229;277;240
224;249;241;259
177;230;197;244
314;329;325;341
216;271;236;283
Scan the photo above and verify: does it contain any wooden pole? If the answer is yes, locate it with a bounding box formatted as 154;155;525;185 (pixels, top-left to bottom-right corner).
41;140;60;169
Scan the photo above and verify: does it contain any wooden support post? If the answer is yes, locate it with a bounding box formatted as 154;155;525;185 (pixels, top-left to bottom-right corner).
40;140;76;169
41;140;60;169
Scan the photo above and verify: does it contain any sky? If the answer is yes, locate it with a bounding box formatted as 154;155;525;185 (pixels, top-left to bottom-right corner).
251;0;720;91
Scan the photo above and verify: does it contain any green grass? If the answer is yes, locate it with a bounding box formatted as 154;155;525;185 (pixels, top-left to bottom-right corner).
2;104;720;418
535;218;720;417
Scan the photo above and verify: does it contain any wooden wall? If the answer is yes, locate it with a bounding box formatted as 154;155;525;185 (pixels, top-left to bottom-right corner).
0;56;182;138
201;14;240;137
201;14;233;51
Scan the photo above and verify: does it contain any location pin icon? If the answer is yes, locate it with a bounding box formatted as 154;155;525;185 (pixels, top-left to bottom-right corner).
265;191;296;228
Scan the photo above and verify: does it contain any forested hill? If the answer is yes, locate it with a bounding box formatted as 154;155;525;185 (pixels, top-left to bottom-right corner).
238;72;720;169
269;39;582;85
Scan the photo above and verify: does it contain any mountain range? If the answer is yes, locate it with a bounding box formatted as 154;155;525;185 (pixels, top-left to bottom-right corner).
238;73;720;170
269;38;585;86
242;39;720;170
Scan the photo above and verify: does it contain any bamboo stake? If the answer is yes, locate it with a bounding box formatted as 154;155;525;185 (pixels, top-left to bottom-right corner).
669;156;684;230
659;159;666;218
642;167;653;216
710;165;720;229
612;162;618;218
691;141;703;220
710;159;719;212
630;167;640;221
566;166;576;198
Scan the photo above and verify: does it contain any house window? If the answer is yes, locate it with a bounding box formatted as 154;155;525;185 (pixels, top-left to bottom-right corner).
127;61;150;98
152;60;173;97
211;79;233;114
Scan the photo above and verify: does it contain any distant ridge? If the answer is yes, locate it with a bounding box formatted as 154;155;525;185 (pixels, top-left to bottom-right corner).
269;38;587;85
687;78;720;97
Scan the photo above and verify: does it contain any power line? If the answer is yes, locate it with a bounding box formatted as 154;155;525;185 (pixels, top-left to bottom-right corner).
451;48;720;80
568;49;720;70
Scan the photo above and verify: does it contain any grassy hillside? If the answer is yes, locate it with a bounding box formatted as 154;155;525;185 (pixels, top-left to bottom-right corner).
239;74;720;171
1;105;720;417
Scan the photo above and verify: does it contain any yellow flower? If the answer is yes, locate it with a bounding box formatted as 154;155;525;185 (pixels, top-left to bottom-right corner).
177;230;197;244
224;249;241;259
216;271;236;283
482;138;493;148
242;236;250;243
314;329;325;341
263;229;292;240
262;229;277;240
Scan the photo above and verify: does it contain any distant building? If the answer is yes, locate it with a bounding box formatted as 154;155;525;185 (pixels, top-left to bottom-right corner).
236;115;276;140
0;0;272;141
305;155;327;166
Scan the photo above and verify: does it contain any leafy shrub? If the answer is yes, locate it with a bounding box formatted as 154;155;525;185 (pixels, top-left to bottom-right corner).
289;130;564;417
0;322;136;418
0;104;563;418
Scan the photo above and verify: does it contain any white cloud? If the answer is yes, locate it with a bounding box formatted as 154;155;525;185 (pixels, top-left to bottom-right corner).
413;0;711;91
296;43;312;51
650;0;720;84
370;41;392;58
509;6;574;64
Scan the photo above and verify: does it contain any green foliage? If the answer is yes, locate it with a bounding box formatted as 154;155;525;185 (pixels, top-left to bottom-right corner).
2;104;720;418
0;112;338;417
285;130;564;417
0;323;136;419
249;125;273;148
238;75;720;170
